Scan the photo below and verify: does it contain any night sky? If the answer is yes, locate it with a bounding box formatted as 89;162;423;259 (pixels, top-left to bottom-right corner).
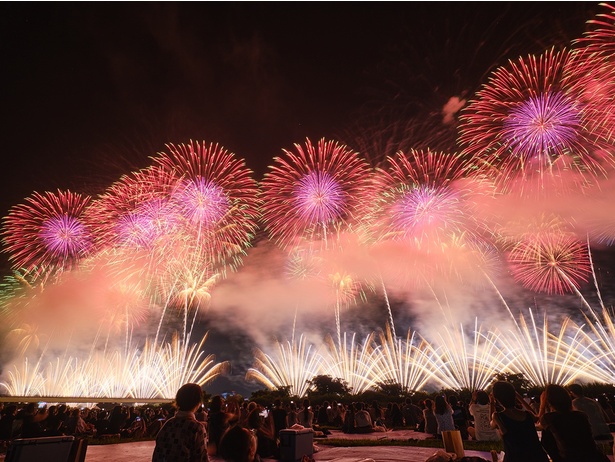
0;2;608;395
1;3;598;226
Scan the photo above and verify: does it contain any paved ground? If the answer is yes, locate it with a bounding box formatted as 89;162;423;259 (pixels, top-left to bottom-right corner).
6;429;615;462
83;429;497;462
84;439;497;462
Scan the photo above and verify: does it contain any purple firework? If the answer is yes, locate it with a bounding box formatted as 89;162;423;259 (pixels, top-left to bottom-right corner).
86;166;178;250
370;148;481;249
2;190;93;279
175;177;230;226
153;140;260;265
502;92;580;157
260;138;372;249
458;47;613;191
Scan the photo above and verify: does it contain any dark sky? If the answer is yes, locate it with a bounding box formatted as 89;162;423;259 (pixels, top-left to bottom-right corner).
0;2;605;395
1;2;599;222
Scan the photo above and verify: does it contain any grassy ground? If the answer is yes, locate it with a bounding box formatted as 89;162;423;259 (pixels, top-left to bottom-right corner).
317;437;503;453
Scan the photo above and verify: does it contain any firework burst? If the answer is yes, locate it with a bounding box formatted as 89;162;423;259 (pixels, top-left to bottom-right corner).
426;320;512;391
320;332;381;394
506;230;590;295
371;325;437;392
246;334;323;397
369;149;482;250
571;3;615;144
579;306;615;384
86;166;179;251
0;332;227;399
2;190;93;282
459;47;613;191
260;138;372;249
498;310;596;387
153;140;261;268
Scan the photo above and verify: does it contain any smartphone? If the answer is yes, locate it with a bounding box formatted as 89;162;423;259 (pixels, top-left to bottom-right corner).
259;409;269;418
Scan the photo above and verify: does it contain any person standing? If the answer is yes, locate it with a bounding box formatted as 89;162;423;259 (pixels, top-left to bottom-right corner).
152;383;208;462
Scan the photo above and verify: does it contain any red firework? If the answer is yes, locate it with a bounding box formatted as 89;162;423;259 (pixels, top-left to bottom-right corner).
506;231;590;295
2;190;93;280
458;47;614;191
572;3;615;143
86;165;178;250
370;149;482;249
260;138;372;249
575;3;615;57
152;140;261;264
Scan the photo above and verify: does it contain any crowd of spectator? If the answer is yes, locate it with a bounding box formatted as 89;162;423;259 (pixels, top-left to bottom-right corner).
2;381;615;461
0;401;171;446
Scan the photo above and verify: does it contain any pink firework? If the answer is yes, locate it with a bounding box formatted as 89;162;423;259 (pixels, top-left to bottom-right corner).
87;166;178;250
458;47;613;190
2;190;93;279
370;149;481;249
572;3;615;143
153;140;260;264
260;138;372;248
506;231;590;295
575;3;615;57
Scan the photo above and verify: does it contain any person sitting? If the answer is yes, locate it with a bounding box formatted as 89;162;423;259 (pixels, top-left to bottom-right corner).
218;424;259;462
353;402;374;434
342;402;356;434
389;402;404;428
539;384;609;462
434;395;455;436
0;405;17;441
297;399;314;429
468;390;500;442
402;398;423;430
152;382;208;462
246;408;277;459
490;381;548;462
423;399;438;436
94;410;110;436
597;395;615;424
21;403;48;438
270;399;287;439
316;402;330;426
286;402;299;428
449;394;469;440
66;408;94;437
327;401;341;427
567;383;614;445
207;395;235;456
107;405;130;436
368;401;385;428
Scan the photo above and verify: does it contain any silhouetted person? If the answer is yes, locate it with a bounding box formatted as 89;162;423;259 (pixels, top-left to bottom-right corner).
218;424;259;462
490;381;548;462
270;399;287;438
539;384;608;462
152;383;208;462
